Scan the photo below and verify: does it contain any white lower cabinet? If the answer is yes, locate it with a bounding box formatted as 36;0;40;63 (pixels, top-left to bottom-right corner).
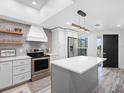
0;57;31;90
50;55;59;61
0;61;12;89
13;64;31;75
13;72;31;85
13;59;31;67
12;59;31;85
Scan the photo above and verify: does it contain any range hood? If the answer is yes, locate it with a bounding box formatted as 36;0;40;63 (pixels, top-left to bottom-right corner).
27;25;48;42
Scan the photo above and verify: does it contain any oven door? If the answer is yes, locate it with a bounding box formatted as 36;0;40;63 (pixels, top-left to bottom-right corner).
32;57;49;75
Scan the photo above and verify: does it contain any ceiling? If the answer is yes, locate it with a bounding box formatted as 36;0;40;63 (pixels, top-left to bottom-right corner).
16;0;49;10
42;0;124;31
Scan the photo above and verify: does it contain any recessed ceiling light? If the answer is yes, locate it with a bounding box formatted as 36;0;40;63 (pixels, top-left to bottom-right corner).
32;1;37;5
66;22;71;25
116;24;121;27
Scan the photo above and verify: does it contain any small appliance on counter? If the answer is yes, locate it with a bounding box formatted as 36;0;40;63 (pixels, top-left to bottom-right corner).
44;48;51;55
27;49;50;81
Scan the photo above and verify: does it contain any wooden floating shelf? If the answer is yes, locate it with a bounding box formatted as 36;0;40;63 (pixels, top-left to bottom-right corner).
0;41;24;45
0;29;23;35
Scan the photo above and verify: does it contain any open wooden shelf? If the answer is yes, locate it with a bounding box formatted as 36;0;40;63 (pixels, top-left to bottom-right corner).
0;41;24;45
0;29;23;35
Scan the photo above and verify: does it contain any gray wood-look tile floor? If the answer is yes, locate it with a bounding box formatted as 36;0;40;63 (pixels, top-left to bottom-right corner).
2;67;124;93
92;67;124;93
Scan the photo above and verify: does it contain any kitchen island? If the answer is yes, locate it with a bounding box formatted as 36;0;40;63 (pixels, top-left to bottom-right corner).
51;56;106;93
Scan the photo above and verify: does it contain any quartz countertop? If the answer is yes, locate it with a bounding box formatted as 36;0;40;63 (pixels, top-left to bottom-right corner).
45;53;58;56
51;56;106;74
0;55;31;62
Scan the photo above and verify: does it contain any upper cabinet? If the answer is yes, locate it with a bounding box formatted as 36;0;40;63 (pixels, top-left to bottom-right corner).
52;28;66;59
26;25;48;42
66;30;78;38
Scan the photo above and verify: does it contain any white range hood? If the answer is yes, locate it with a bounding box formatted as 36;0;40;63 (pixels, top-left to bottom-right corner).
26;25;48;42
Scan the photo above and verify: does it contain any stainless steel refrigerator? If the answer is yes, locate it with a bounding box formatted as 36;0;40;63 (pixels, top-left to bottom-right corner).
68;37;78;57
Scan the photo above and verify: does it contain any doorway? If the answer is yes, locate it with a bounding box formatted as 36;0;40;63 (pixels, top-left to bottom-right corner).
103;35;118;68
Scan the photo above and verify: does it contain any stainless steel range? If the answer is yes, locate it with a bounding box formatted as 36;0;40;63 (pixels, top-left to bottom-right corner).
27;49;50;81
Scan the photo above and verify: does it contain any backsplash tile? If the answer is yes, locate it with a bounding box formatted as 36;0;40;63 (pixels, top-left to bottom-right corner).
0;19;52;56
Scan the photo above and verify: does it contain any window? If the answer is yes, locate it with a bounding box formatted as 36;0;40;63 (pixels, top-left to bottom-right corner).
97;37;102;57
78;38;88;56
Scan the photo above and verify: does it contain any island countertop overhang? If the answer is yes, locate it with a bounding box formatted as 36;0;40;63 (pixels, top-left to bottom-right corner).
51;56;106;74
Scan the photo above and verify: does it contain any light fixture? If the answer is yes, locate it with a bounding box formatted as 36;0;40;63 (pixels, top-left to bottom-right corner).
71;10;90;32
66;22;71;25
32;1;37;5
72;23;89;31
116;24;121;27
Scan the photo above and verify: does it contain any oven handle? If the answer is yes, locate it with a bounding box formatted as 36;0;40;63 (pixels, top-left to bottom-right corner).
32;57;49;61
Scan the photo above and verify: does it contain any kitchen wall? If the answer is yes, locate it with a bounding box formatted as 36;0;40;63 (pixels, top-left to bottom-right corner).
0;19;52;56
86;30;124;69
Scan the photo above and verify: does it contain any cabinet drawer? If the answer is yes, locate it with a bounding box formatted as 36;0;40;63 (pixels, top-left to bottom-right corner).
13;64;31;75
50;56;58;61
13;72;31;85
13;59;31;67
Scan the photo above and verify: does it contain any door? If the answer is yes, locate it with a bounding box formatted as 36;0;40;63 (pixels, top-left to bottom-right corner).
103;35;118;67
68;37;78;57
0;61;12;89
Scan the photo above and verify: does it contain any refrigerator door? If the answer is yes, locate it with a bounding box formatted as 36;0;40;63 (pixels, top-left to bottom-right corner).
73;38;78;56
68;37;78;57
68;37;74;57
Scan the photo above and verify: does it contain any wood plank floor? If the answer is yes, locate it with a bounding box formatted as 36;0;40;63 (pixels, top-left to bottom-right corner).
2;67;124;93
92;67;124;93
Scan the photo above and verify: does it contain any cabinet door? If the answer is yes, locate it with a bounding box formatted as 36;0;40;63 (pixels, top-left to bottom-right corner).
73;32;78;38
0;62;12;89
58;30;66;59
67;31;73;37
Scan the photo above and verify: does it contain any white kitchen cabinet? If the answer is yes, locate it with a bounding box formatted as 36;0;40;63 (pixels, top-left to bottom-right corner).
66;30;78;38
12;59;31;85
52;28;79;60
0;56;31;90
73;32;78;38
13;72;31;85
52;28;66;60
0;61;12;89
13;64;31;75
13;59;31;67
50;55;59;61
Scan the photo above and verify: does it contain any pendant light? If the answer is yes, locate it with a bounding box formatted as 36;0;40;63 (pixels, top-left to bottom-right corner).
71;10;90;32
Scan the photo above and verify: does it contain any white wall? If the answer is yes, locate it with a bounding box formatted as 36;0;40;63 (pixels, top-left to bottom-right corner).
87;30;124;69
